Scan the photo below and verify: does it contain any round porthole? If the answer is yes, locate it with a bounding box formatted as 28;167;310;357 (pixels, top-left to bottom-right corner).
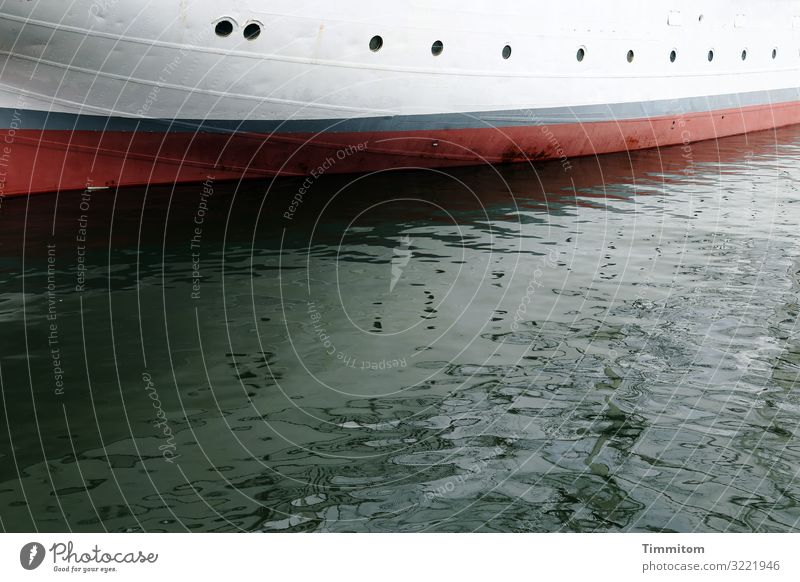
576;47;585;62
243;23;261;40
708;49;714;62
627;49;635;63
741;49;747;61
431;40;444;56
214;20;234;37
502;44;512;59
772;48;778;59
369;35;383;52
669;49;677;62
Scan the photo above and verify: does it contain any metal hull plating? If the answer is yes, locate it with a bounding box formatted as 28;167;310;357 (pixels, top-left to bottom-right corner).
1;0;800;195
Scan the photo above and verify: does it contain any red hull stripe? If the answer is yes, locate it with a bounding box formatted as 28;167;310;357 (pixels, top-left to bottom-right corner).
1;100;800;196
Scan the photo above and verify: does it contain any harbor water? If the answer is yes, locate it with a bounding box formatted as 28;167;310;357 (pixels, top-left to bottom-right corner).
1;127;800;532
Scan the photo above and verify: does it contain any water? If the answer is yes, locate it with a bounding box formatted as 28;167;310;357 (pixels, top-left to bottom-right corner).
2;127;800;533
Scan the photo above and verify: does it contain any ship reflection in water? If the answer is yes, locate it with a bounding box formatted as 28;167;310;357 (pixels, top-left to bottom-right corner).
2;127;800;533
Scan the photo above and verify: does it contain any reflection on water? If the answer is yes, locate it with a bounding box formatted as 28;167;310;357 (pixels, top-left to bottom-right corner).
2;128;800;532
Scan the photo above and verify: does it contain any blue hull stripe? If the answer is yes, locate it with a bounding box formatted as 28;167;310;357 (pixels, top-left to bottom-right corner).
1;87;799;133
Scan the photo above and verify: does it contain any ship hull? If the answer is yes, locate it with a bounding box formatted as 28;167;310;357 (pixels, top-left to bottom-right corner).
2;0;800;196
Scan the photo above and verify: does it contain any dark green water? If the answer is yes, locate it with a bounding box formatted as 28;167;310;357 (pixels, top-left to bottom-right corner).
2;128;800;532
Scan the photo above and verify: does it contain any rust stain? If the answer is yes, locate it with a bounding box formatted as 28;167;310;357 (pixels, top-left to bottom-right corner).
500;145;522;163
313;24;325;57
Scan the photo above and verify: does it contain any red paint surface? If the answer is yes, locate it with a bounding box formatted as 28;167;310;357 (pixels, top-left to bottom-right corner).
1;100;799;197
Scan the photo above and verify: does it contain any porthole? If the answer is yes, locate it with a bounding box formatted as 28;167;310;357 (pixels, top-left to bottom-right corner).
627;49;635;63
576;47;586;62
502;44;512;59
708;49;714;62
772;48;778;59
741;49;747;61
669;49;677;62
244;23;261;40
431;40;444;56
369;35;383;52
214;19;234;38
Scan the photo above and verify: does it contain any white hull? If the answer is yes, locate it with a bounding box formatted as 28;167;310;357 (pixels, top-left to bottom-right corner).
1;0;799;120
